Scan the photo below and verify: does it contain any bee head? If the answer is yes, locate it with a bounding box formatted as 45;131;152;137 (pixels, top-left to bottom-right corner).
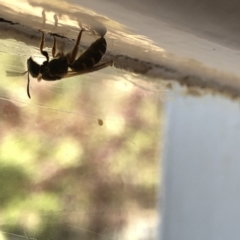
27;57;41;78
25;57;42;99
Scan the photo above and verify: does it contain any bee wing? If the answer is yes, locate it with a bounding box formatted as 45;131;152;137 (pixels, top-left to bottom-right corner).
62;61;113;79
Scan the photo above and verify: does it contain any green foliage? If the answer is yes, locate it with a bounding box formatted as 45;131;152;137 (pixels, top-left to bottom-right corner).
0;57;163;240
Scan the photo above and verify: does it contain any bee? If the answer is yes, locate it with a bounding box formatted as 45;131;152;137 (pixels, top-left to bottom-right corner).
7;29;113;98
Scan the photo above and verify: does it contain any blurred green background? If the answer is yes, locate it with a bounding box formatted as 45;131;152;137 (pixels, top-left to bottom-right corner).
0;44;164;240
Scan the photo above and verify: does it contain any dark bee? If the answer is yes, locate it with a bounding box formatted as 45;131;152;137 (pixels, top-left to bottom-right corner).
7;29;113;98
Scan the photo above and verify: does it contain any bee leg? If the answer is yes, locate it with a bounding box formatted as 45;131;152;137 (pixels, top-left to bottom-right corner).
39;31;49;62
52;35;57;57
37;74;42;82
51;36;65;58
68;29;85;65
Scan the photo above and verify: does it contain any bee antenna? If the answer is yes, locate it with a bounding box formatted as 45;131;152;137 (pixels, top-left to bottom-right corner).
22;70;28;75
6;70;28;76
27;71;31;99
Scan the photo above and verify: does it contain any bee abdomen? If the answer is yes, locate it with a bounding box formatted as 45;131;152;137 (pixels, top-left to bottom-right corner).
70;37;107;71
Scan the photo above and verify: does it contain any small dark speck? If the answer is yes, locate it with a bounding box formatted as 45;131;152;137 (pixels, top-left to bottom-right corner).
98;119;104;126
